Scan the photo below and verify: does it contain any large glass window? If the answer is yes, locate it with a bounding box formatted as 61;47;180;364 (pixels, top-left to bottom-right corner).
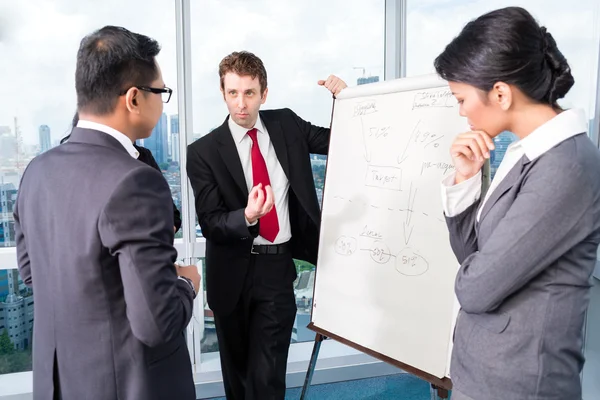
0;1;182;248
0;1;179;376
406;0;600;176
190;0;386;345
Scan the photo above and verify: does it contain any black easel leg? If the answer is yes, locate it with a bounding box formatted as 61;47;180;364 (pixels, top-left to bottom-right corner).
299;334;326;400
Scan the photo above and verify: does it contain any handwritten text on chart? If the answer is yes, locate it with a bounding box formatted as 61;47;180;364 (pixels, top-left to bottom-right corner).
365;166;402;191
412;90;455;110
413;123;444;149
368;241;392;264
398;120;445;164
421;161;455;175
360;225;383;239
368;126;390;139
395;248;429;276
353;100;378;117
334;236;357;256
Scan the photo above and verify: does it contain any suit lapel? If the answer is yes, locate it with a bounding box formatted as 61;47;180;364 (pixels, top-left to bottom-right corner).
479;156;529;223
215;119;249;198
261;112;291;180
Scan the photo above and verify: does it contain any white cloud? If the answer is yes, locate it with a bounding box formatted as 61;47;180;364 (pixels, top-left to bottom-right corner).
0;0;178;145
0;0;598;149
406;0;600;116
188;0;385;134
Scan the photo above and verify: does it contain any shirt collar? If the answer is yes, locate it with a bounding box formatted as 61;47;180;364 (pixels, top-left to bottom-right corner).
517;108;588;161
76;120;139;159
228;115;266;144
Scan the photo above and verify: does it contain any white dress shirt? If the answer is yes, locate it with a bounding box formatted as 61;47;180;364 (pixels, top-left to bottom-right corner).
228;117;292;245
77;120;139;159
441;108;589;219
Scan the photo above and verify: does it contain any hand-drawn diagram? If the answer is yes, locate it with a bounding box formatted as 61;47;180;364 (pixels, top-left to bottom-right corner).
364;240;392;264
403;182;417;245
326;89;459;278
335;236;358;256
365;166;402;191
330;227;430;277
395;247;429;276
333;185;430;277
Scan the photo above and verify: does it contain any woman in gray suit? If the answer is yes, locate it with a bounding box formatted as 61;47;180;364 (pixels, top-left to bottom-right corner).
435;7;600;400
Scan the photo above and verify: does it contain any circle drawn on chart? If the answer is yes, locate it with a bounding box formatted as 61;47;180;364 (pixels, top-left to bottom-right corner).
395;247;429;276
369;240;391;264
335;236;357;256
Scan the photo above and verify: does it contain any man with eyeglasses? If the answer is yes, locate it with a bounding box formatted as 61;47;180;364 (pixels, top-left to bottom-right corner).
14;26;199;400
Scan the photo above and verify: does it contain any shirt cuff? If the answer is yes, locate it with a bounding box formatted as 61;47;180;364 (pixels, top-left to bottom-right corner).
441;171;482;217
245;216;257;227
177;276;197;299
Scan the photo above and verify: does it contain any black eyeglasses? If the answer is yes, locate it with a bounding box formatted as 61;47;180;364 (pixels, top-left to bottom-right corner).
120;86;173;103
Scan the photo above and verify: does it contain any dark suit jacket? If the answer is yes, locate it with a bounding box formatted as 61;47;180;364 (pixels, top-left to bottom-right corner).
134;144;182;232
14;128;195;400
187;108;329;314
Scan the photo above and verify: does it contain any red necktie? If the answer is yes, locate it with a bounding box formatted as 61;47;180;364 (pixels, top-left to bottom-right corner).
247;128;280;242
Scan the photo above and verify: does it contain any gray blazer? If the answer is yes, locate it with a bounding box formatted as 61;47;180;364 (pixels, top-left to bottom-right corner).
446;133;600;400
14;128;196;400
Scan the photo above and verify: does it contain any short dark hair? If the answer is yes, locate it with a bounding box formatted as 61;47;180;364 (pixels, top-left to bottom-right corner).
75;26;161;115
434;7;574;105
219;51;268;94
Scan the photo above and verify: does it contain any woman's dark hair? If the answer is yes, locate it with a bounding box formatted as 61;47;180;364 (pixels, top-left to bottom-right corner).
434;7;574;105
60;112;79;144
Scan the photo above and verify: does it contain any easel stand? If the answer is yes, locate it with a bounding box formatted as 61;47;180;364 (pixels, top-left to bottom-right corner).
299;333;327;400
300;328;452;400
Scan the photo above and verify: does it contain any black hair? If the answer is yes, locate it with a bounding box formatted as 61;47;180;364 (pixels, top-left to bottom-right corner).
60;112;79;144
75;25;161;115
434;7;574;105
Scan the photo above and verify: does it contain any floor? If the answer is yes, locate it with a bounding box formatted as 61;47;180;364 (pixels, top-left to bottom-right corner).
205;373;440;400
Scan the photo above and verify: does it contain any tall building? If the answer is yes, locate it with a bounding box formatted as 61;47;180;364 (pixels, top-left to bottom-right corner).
38;125;51;154
357;76;380;86
170;115;180;164
0;270;34;351
144;113;169;165
0;181;17;247
170;115;179;135
0;127;15;160
490;131;518;179
0;271;8;299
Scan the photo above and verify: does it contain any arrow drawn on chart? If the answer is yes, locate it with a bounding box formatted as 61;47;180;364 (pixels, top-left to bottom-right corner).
402;222;414;246
397;120;421;164
403;182;418;245
360;116;372;162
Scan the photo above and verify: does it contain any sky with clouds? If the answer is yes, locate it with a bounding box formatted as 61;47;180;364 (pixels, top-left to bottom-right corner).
0;0;598;148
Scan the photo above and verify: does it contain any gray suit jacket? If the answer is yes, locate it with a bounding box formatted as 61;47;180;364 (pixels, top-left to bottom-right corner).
14;128;196;400
446;133;600;400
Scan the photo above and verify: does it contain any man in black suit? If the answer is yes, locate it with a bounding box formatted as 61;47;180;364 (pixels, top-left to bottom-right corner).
15;26;200;399
186;51;346;399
